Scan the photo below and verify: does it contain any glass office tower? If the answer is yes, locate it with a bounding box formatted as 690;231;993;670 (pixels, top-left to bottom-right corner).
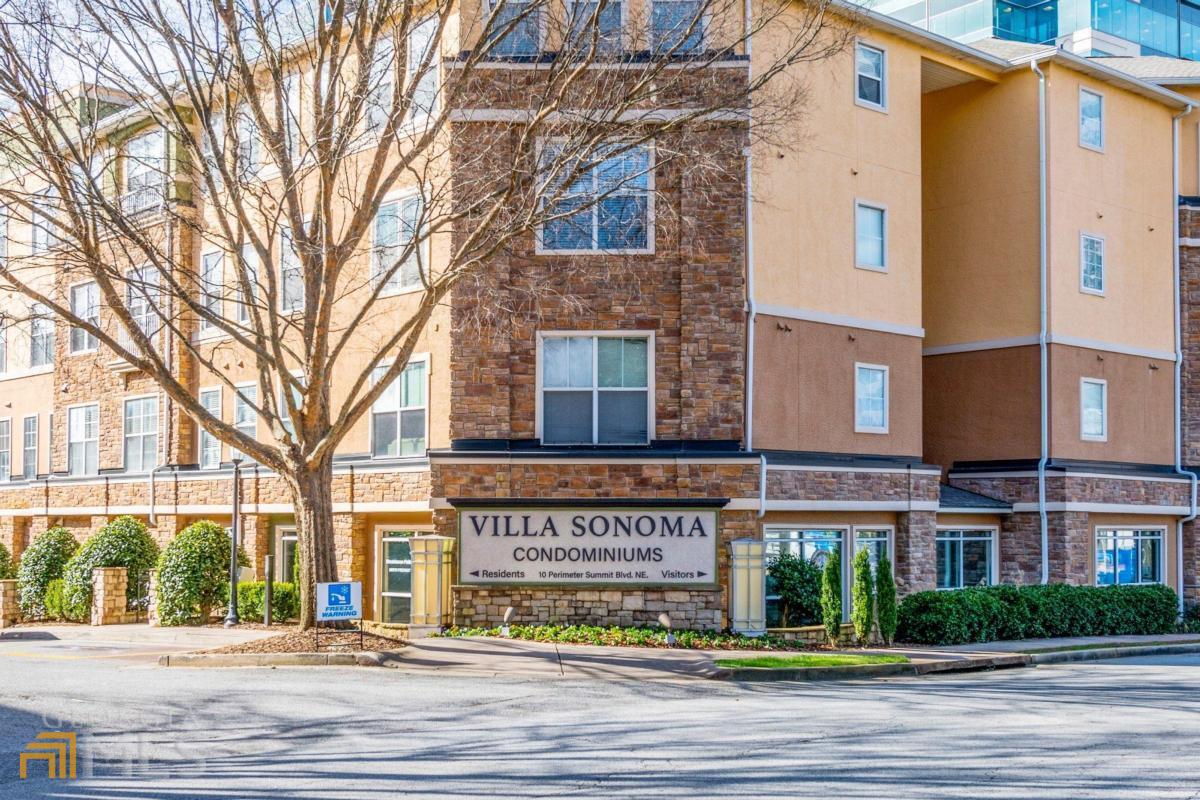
873;0;1200;60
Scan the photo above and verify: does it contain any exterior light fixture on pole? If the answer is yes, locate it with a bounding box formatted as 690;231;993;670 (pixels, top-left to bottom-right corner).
658;612;676;647
224;456;244;628
728;539;767;636
501;606;515;637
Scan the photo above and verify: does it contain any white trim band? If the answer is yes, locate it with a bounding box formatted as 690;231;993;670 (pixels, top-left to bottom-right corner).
924;335;1176;361
762;500;940;512
1012;502;1190;514
755;303;924;338
767;463;941;475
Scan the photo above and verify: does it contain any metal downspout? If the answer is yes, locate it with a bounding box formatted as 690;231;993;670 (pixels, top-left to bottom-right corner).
1174;104;1197;614
1032;59;1049;584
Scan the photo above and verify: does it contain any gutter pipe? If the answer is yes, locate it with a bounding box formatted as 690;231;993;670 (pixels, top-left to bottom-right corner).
1174;103;1197;615
1032;59;1049;585
742;1;764;519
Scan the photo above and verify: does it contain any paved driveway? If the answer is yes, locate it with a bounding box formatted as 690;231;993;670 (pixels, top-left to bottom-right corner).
2;647;1199;798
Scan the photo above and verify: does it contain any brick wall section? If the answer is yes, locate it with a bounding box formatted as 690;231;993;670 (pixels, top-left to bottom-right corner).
998;512;1042;584
1048;511;1091;585
894;511;936;595
90;566;136;625
0;580;17;628
950;474;1190;507
767;469;940;502
1185;519;1200;606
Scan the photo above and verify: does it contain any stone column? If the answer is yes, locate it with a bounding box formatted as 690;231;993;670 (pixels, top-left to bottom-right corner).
333;513;369;583
0;579;19;628
1185;519;1200;608
1048;511;1091;585
0;517;30;562
894;511;937;596
146;569;160;626
240;515;270;579
90;567;129;626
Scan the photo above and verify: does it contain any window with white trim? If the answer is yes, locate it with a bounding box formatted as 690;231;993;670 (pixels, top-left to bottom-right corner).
1079;88;1104;150
0;205;7;262
854;529;891;574
199;252;223;329
408;17;440;120
373;194;423;293
855;43;886;109
1096;528;1162;586
1080;233;1104;294
1081;378;1107;441
488;0;540;56
235;103;259;177
232;384;257;461
936;529;993;589
371;360;427;457
31;186;59;253
198;388;222;470
652;0;703;53
283;74;301;161
540;142;652;253
280;227;303;312
855;202;886;270
764;528;843;626
123;396;159;473
235;243;258;324
541;334;649;445
380;529;414;623
0;420;8;482
0;318;6;374
21;416;36;479
126;266;161;345
201;111;224;192
123;128;166;214
854;363;888;434
568;0;622;51
29;305;54;368
68;404;99;476
70;282;99;353
366;37;396;133
279;375;304;438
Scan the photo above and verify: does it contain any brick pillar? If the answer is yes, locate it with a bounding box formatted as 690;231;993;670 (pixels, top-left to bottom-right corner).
0;579;18;628
999;512;1044;585
333;513;369;583
146;569;160;626
1047;511;1090;585
241;515;270;579
894;511;937;596
27;516;50;544
0;517;30;562
90;566;129;626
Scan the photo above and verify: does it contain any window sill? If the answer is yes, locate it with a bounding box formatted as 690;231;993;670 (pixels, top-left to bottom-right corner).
378;284;426;299
854;98;888;114
68;347;100;357
1081;435;1108;443
1080;287;1106;297
854;263;887;274
535;246;655;257
854;427;889;435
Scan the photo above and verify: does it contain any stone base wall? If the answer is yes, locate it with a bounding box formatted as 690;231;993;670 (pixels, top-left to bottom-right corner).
895;511;936;595
91;566;137;626
454;587;724;630
0;580;18;628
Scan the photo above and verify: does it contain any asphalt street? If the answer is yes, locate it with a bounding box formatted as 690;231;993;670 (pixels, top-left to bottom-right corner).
2;647;1200;799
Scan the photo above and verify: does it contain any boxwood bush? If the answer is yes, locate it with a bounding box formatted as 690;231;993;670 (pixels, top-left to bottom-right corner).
62;516;159;621
43;579;68;621
897;583;1180;645
16;527;79;618
155;520;239;626
0;541;16;580
237;581;300;622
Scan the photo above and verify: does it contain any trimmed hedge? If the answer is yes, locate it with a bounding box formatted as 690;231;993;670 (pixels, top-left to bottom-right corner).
62;516;159;621
237;581;300;623
156;520;237;626
17;527;79;618
897;583;1180;645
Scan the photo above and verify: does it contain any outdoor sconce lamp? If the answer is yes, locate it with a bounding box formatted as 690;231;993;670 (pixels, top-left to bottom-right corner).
501;606;515;638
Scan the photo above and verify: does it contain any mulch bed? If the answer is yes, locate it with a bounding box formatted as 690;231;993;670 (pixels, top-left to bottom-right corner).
200;625;407;655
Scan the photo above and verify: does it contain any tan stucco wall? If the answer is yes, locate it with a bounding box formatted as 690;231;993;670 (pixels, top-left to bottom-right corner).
1046;66;1176;354
753;315;922;456
751;27;924;330
1049;344;1174;464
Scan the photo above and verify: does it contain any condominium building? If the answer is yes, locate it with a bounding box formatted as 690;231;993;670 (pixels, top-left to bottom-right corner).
2;3;1200;631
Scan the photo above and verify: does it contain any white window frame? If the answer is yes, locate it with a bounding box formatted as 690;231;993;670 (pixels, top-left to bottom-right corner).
199;251;224;332
536;330;655;446
369;354;430;459
279;227;304;313
21;414;37;480
763;525;852;621
535;140;656;256
854;199;887;272
1079;87;1105;152
66;402;99;477
1094;526;1166;586
231;382;258;462
0;417;9;482
854;362;889;434
650;0;706;54
375;524;435;623
124;265;161;347
372;189;427;296
1080;377;1108;442
31;186;59;254
235;243;258;325
1080;232;1105;296
122;394;160;474
935;526;998;590
486;0;544;57
29;305;54;369
274;525;299;583
567;0;627;50
122;127;167;214
198;386;222;470
854;41;887;112
68;280;100;354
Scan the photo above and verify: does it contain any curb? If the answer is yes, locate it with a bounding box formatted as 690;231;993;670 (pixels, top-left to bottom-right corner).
1028;642;1200;665
158;651;392;668
716;654;1032;682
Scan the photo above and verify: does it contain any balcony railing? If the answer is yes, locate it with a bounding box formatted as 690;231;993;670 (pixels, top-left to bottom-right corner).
119;182;165;216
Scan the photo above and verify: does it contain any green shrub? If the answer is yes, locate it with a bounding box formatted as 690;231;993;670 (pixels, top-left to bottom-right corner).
766;551;822;627
237;581;300;622
62;516;159;621
875;554;898;645
437;623;816;651
897;583;1180;645
16;527;79;618
1181;603;1200;634
851;548;874;644
155;520;239;626
0;541;15;580
43;579;68;621
820;547;842;644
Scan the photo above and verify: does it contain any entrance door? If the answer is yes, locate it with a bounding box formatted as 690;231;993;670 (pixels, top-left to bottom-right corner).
274;527;298;583
380;530;414;624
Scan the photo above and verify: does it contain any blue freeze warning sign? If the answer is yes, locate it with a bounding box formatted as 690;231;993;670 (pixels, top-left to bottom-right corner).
316;581;363;621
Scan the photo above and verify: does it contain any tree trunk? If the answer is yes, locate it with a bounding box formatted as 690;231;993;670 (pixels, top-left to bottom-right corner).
288;457;340;630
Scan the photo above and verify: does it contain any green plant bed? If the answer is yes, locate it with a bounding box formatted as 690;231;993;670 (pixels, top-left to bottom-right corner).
715;653;909;669
436;624;815;651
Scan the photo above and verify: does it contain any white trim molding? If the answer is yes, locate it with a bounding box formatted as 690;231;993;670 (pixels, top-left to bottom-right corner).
924;334;1175;362
762;500;940;512
1012;502;1191;515
756;303;924;338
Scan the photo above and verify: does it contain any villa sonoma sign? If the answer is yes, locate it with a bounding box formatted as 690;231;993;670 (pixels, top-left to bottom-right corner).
457;507;719;586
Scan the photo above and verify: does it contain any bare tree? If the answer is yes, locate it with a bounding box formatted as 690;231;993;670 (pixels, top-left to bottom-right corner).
0;0;850;626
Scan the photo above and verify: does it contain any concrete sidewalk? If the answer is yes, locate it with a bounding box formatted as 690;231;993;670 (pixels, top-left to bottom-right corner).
932;633;1200;654
0;623;276;663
